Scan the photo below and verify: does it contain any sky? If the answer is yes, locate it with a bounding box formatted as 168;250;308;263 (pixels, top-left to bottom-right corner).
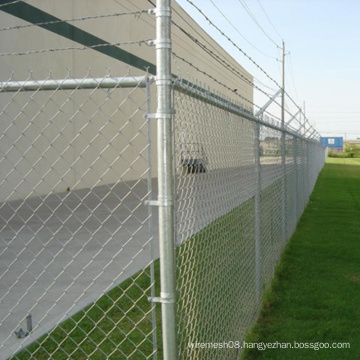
174;0;360;140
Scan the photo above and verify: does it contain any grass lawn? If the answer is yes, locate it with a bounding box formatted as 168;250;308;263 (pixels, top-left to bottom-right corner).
12;180;276;360
15;157;358;359
12;263;162;360
13;193;258;360
241;158;360;359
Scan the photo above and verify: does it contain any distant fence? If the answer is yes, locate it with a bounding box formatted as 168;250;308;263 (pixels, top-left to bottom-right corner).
0;1;325;359
173;80;325;359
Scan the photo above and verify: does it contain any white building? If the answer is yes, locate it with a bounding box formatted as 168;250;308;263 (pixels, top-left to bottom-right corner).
0;0;254;201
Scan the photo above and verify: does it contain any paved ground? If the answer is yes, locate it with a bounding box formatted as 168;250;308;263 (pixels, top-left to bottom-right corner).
0;160;293;358
0;179;159;358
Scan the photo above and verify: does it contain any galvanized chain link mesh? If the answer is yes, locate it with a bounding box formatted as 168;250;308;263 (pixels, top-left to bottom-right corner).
259;125;284;288
0;72;159;359
173;81;325;359
174;86;256;359
0;72;325;360
0;2;328;358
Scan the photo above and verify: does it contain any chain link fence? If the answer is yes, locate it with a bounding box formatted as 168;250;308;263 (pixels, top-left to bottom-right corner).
0;73;161;359
0;74;325;360
175;86;257;360
0;1;327;359
173;80;325;359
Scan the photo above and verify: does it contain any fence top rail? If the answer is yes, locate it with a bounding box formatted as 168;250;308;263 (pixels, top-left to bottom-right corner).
173;78;322;143
0;75;155;92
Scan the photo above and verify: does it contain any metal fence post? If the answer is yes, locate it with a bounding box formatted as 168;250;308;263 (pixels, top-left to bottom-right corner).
281;127;287;245
305;141;310;201
301;139;306;212
293;136;298;223
145;78;158;360
281;42;287;246
154;1;177;359
254;122;262;304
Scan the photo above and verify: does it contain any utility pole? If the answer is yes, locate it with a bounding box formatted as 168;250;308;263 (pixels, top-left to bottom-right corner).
281;40;285;128
281;40;286;246
303;100;306;135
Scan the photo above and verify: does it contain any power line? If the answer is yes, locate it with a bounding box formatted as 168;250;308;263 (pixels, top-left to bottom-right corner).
151;0;248;91
170;27;304;126
183;0;282;89
208;0;277;59
236;0;280;47
148;0;255;95
287;54;299;104
256;0;282;40
164;0;320;138
171;3;247;90
171;22;288;113
171;22;252;86
176;0;307;125
173;2;278;92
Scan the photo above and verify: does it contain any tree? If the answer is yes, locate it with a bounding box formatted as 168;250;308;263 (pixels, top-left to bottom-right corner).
344;143;360;158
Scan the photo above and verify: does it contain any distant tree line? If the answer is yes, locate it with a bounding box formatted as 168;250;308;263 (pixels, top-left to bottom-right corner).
328;142;360;158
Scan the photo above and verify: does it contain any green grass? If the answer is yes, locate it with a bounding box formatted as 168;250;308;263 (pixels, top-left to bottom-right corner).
328;152;360;159
15;157;359;359
241;158;360;359
326;157;360;165
12;184;268;360
12;178;288;360
12;193;257;360
176;180;287;359
177;195;256;359
12;262;162;360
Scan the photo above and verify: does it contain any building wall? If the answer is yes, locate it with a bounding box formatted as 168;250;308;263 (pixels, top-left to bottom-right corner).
0;0;254;202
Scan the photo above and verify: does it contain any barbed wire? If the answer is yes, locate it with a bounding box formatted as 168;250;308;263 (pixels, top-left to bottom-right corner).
172;49;318;137
172;51;258;110
0;10;149;32
181;0;318;137
184;0;282;89
175;30;297;119
171;51;306;130
208;0;276;59
171;5;246;88
0;40;152;57
161;0;277;94
172;23;252;88
1;0;318;138
172;8;278;93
